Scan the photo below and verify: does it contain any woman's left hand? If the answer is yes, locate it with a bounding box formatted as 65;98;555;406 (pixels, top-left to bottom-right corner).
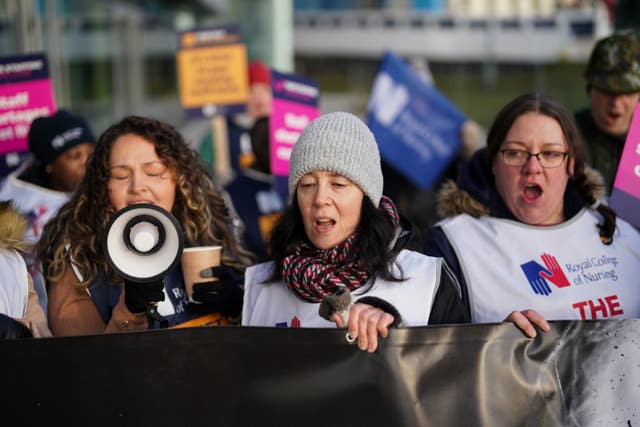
332;303;395;353
504;309;550;338
191;265;243;318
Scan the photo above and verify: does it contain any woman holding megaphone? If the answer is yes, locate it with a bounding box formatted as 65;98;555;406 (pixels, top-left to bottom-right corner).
38;116;255;336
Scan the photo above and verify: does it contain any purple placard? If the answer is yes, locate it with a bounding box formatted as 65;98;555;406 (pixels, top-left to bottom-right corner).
0;53;50;83
177;23;242;49
0;53;55;155
609;103;640;228
269;71;319;179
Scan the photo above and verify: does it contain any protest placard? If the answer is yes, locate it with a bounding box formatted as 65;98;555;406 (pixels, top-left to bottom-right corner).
0;53;56;156
367;51;466;190
269;70;320;199
176;24;248;118
176;24;249;182
609;102;640;228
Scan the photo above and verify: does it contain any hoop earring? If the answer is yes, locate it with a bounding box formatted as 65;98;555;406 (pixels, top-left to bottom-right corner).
45;165;53;174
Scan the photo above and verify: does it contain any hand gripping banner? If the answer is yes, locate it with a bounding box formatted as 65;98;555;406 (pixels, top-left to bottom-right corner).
1;320;638;426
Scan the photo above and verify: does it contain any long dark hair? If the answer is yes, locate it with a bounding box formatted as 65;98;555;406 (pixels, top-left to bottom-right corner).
38;115;255;288
485;93;616;243
266;196;402;283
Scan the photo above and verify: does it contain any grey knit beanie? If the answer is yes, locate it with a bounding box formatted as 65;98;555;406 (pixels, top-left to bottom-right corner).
288;112;383;207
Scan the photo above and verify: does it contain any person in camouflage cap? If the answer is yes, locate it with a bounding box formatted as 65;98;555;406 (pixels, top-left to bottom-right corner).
585;30;640;94
575;30;640;193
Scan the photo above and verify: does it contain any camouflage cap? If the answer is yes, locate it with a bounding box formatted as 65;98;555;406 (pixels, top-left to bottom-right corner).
585;30;640;94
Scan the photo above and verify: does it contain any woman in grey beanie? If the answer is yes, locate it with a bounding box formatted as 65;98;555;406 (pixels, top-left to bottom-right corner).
242;112;467;352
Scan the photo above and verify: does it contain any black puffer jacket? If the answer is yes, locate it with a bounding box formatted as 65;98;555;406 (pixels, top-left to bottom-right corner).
392;215;468;325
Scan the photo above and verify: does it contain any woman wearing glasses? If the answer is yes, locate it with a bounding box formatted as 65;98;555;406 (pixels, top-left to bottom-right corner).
423;93;640;337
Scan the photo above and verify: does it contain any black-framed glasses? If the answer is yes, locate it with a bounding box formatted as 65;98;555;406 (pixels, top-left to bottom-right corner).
499;149;568;168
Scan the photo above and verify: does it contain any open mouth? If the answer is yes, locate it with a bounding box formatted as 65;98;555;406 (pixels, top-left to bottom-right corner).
606;111;622;123
522;184;542;202
315;218;336;231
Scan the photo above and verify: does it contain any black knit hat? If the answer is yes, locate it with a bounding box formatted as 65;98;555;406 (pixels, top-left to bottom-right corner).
28;110;95;166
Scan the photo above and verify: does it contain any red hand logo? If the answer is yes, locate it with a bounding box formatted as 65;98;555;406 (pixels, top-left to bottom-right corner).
539;253;570;288
291;316;301;328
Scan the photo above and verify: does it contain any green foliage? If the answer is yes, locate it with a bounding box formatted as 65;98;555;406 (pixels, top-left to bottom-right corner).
432;62;588;128
302;59;590;129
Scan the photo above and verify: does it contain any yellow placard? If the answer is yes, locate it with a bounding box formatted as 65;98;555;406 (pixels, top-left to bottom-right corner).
177;44;249;108
258;212;282;243
170;313;231;329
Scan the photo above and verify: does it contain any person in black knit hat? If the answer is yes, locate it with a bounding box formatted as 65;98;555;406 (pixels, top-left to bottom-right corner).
0;109;95;243
27;109;96;192
0;109;96;316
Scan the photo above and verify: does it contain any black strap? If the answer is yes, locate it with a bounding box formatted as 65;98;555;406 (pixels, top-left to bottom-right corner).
146;304;169;329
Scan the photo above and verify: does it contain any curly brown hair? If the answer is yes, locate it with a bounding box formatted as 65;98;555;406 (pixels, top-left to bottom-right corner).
37;115;255;288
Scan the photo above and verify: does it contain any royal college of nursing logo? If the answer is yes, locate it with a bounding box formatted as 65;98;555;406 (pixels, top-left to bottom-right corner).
275;316;301;328
519;253;570;296
520;252;621;296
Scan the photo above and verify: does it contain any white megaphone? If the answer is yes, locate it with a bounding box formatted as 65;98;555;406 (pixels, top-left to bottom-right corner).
103;203;184;283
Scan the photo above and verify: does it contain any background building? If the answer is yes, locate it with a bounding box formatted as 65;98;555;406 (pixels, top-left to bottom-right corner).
294;0;613;126
0;0;292;136
0;0;619;140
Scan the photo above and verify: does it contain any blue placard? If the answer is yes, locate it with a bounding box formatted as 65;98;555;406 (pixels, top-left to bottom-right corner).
367;51;466;190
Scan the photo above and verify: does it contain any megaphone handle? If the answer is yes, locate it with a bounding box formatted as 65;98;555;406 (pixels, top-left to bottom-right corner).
146;303;168;329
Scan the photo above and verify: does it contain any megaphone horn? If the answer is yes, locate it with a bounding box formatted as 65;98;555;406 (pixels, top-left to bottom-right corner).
123;214;165;255
103;203;184;283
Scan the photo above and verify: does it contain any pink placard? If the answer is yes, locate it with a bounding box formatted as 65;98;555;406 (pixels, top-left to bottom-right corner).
0;79;56;154
270;97;319;177
612;104;640;199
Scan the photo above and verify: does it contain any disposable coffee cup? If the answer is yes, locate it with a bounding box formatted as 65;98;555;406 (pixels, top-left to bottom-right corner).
181;245;222;303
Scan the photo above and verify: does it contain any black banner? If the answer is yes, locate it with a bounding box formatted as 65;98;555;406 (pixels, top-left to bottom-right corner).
1;320;638;426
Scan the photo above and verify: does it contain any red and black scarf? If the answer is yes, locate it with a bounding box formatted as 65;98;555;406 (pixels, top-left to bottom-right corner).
281;196;399;303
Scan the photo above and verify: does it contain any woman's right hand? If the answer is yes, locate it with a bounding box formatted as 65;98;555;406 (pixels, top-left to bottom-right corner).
333;303;395;353
124;279;165;314
504;309;550;338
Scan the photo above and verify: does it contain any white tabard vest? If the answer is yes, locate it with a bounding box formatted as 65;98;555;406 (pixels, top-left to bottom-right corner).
0;169;69;244
242;250;441;328
0;249;29;318
439;209;640;323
